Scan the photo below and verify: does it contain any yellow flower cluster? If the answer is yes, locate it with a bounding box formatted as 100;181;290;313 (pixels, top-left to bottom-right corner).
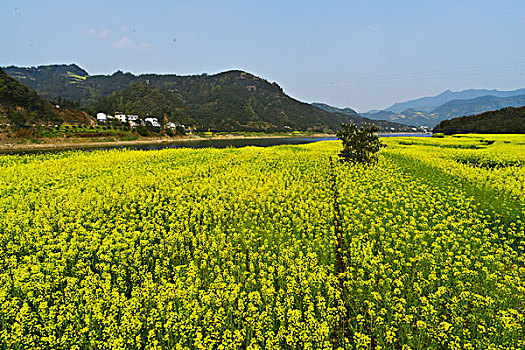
333;136;525;349
0;146;340;349
0;136;523;349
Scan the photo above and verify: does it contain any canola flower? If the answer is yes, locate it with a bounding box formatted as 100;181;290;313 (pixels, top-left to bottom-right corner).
0;136;523;349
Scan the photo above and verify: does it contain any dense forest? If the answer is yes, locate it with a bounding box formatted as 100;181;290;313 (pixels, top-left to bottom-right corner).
4;64;416;132
433;106;525;134
94;82;192;125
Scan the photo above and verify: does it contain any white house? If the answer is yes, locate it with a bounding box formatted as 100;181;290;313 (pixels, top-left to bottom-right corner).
145;117;161;127
166;122;186;130
115;114;127;123
96;113;107;122
127;115;139;127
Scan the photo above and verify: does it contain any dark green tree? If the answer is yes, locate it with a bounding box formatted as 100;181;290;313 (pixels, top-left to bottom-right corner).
11;112;27;128
336;123;385;164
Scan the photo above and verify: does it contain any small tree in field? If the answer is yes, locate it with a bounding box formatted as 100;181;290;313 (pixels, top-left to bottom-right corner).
336;123;385;164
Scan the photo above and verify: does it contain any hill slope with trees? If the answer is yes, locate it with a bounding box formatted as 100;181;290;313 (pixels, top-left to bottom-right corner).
4;64;415;132
0;67;92;126
433;106;525;134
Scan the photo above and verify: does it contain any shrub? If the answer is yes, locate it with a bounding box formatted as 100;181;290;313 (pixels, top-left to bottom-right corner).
336;123;385;164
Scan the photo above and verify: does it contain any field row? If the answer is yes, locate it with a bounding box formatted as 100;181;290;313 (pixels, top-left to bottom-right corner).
0;137;524;349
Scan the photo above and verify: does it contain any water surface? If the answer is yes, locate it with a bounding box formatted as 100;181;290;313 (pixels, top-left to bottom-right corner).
1;134;431;155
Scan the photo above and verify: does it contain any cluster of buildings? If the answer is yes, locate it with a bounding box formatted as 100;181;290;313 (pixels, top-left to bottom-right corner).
96;112;188;132
96;113;166;128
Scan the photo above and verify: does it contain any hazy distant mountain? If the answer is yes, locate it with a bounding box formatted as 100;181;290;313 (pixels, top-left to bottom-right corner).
361;109;439;128
362;89;525;127
432;94;525;118
311;103;359;117
310;102;425;131
4;64;415;132
385;88;525;113
434;105;525;134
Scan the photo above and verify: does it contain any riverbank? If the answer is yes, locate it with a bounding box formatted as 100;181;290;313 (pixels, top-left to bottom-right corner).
0;132;433;154
0;132;336;153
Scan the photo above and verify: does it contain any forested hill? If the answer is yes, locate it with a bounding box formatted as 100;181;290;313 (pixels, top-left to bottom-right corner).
0;67;92;125
4;64;416;132
433;106;525;134
94;82;191;125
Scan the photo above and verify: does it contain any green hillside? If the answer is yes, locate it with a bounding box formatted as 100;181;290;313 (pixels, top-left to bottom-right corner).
4;64;90;102
0;67;54;120
433;106;525;134
94;82;191;124
4;64;415;132
0;67;92;126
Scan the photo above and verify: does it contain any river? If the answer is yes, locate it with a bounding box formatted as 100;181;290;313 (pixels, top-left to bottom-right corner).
1;134;431;155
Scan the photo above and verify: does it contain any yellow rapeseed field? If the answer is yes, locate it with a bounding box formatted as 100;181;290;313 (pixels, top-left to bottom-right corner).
0;135;523;349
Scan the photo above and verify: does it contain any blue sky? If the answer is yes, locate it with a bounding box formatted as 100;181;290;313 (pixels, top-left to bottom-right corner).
1;0;525;111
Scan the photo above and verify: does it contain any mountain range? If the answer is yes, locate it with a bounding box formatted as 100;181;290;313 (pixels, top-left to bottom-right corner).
2;64;416;132
360;88;525;127
385;88;525;113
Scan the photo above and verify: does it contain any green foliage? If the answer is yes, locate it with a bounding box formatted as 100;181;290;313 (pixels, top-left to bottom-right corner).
88;71;351;132
433;106;525;134
336;123;385;164
4;64;411;133
432;132;445;138
10;112;27;128
94;82;189;126
0;67;92;126
0;68;54;120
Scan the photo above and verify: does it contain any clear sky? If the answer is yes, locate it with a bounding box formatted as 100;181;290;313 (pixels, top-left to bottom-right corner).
2;0;525;112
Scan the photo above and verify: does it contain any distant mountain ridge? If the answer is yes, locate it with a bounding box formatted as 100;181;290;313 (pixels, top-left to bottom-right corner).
361;88;525;127
385;88;525;113
432;94;525;118
4;64;415;132
311;103;359;117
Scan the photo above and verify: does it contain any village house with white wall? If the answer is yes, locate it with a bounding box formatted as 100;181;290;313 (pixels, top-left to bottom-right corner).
96;112;183;130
